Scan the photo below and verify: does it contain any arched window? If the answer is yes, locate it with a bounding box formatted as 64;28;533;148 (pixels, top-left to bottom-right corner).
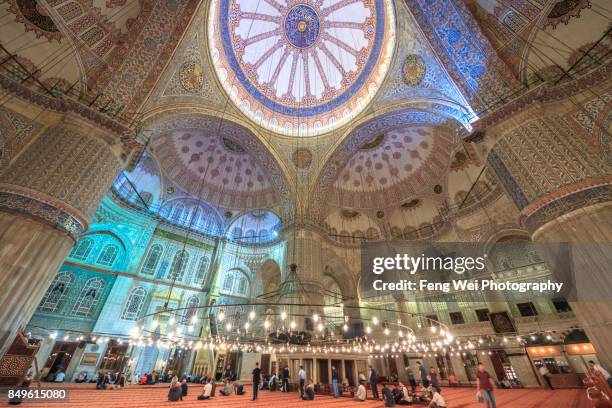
168;250;189;281
97;244;119;267
221;270;249;296
71;278;105;317
172;203;184;222
184;296;200;324
70;238;93;261
142;244;162;275
222;272;234;292
121;286;147;320
39;272;74;313
237;276;248;295
194;256;210;284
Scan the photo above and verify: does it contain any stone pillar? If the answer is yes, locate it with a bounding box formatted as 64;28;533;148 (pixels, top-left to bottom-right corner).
0;116;127;356
485;109;612;368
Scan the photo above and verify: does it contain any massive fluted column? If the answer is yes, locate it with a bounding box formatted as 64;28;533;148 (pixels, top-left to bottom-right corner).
484;105;612;367
0;115;128;356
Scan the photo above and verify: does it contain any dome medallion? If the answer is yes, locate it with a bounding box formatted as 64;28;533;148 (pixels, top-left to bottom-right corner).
208;0;395;137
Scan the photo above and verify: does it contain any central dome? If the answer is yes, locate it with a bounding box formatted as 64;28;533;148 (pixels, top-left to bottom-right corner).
208;0;395;136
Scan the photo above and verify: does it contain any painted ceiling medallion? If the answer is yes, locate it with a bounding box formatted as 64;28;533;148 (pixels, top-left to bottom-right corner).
292;147;312;169
179;61;204;92
402;54;426;86
208;0;395;136
9;0;62;42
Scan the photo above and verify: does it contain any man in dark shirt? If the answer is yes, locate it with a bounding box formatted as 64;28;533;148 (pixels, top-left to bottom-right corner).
369;365;379;400
281;365;290;392
252;362;261;401
417;361;429;388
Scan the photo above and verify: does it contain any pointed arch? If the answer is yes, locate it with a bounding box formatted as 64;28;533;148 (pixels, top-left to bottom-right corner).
39;271;74;313
71;277;105;317
121;286;147;320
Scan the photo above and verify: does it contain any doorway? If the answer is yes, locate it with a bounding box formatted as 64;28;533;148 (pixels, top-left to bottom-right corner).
44;341;78;381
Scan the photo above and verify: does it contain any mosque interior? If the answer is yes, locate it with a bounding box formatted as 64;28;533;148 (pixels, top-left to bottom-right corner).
0;0;611;406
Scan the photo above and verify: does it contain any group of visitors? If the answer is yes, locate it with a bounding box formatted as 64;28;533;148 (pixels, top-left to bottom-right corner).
95;371;126;390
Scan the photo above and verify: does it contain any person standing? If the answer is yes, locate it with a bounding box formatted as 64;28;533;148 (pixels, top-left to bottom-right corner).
417;361;429;388
332;365;340;398
369;365;379;400
298;365;306;399
476;363;496;408
281;364;290;392
539;364;554;390
252;362;262;401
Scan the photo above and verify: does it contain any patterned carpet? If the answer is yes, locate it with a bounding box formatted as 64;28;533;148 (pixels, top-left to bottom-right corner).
11;383;591;408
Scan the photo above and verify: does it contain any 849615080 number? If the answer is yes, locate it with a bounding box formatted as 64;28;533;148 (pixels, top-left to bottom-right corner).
3;388;69;403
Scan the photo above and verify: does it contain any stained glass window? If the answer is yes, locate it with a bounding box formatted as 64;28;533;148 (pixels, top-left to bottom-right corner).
168;250;189;281
142;244;163;275
71;278;105;317
194;256;210;284
39;271;74;313
121;286;147;320
70;238;93;261
97;244;119;267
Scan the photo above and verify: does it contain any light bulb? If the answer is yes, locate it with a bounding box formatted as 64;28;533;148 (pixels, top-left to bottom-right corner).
191;315;199;324
225;323;232;331
249;310;256;320
218;312;225;322
281;311;287;320
244;322;250;330
372;317;379;325
290;321;297;329
317;323;324;332
312;314;319;322
50;332;58;340
366;326;372;334
384;328;390;336
169;316;176;325
342;324;348;332
264;320;270;329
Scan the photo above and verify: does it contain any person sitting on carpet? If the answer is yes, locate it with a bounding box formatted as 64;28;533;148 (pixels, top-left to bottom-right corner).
302;379;315;400
198;379;213;400
428;390;447;408
233;379;245;395
168;376;182;401
220;379;233;396
396;382;412;405
181;379;188;397
355;382;366;401
382;383;395;407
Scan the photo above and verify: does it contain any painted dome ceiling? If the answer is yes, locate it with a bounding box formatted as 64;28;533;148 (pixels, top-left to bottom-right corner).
208;0;395;136
150;129;277;209
329;124;455;209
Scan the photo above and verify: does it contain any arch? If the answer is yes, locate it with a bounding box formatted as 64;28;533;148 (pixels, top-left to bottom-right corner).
121;286;147;320
308;108;458;222
168;250;190;281
193;255;210;284
97;244;119;267
220;268;251;297
259;260;281;295
158;197;225;236
141;111;294;220
70;237;93;261
184;295;200;324
71;277;105;317
39;271;74;313
142;244;163;275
